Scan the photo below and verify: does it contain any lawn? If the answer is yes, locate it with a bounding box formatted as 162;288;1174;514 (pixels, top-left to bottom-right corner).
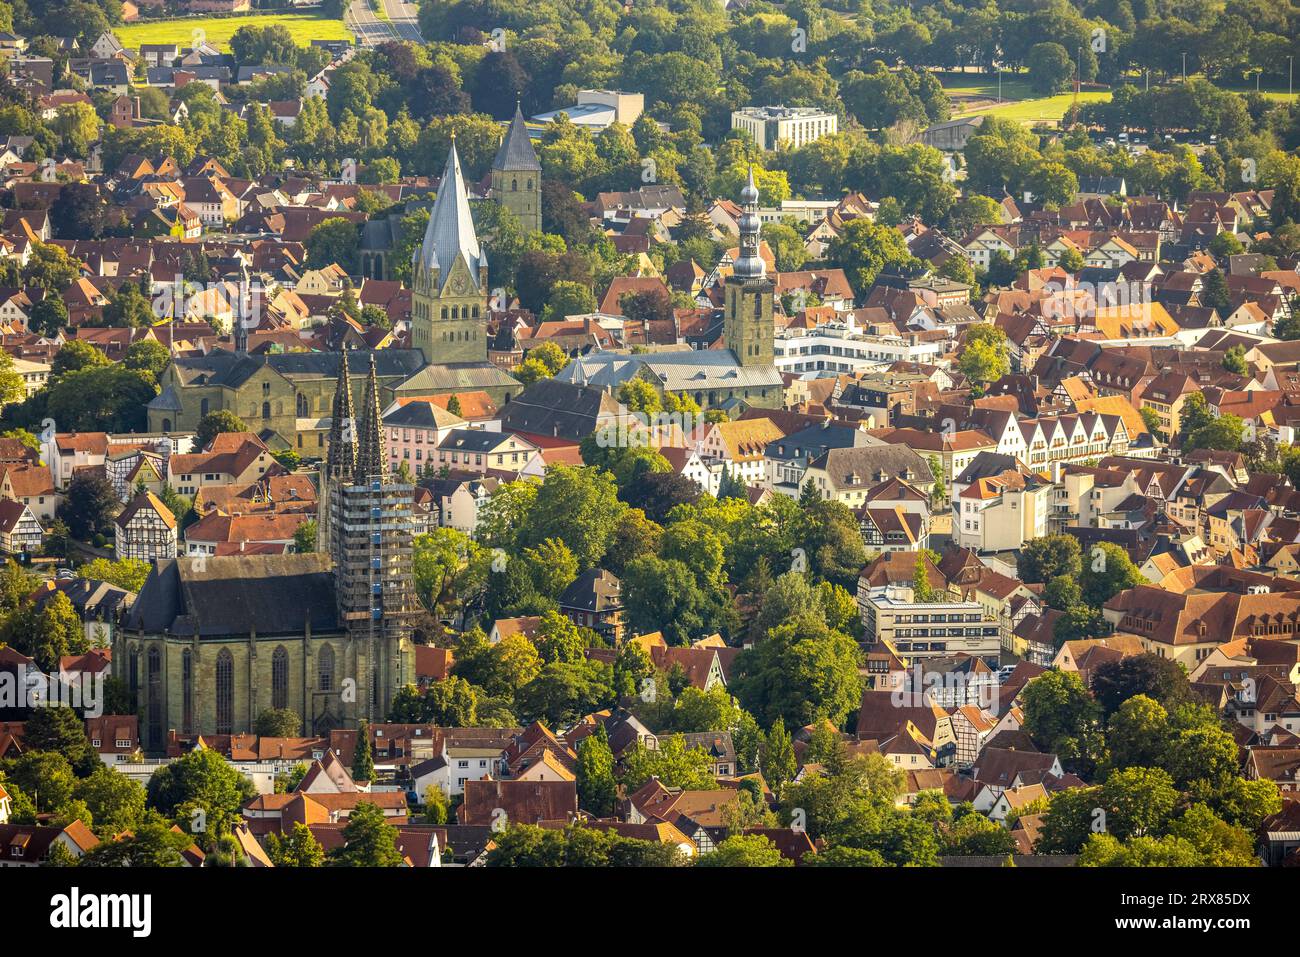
957;90;1112;123
936;71;1038;101
114;13;354;51
935;71;1112;124
938;69;1299;126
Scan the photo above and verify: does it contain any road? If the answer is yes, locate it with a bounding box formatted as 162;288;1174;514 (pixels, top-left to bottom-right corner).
346;0;422;46
382;0;423;42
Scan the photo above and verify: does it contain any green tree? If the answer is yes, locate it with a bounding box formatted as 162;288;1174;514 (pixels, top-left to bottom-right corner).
352;720;375;783
56;472;119;542
1105;695;1171;771
1222;344;1248;374
80;817;195;867
74;766;147;837
1018;534;1083;584
759;720;797;792
1098;766;1179;840
123;340;171;382
28;296;68;337
1020;671;1104;775
293;519;318;554
734;611;862;730
696;834;792;867
912;553;940;602
51;339;110;378
327;801;404;867
1091;654;1191;716
195;410;249;450
1080;541;1143;606
254;708;302;737
521;538;579;602
79;557;152;592
943;812;1018;856
423;785;450;826
957;324;1011;386
825;218;921;299
146;747;257;839
22;705;97;774
521;465;624;569
576;724;617;817
1027;42;1075;95
6;590;89;670
265;821;326;867
622;735;717;791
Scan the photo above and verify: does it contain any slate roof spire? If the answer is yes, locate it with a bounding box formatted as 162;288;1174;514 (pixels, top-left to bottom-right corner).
354;351;386;485
492;101;541;173
326;348;356;482
413;136;485;288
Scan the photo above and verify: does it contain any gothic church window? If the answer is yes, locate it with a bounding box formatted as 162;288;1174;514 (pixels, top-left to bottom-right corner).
319;643;335;691
272;646;289;710
216;648;234;734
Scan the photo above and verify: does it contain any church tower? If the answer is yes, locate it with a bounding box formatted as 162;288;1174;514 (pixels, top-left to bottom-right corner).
490;103;542;235
316;348;355;554
724;167;775;368
411;138;489;366
722;170;769;369
325;353;417;725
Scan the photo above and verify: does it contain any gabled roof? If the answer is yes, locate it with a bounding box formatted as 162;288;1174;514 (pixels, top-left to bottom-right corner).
115;490;176;530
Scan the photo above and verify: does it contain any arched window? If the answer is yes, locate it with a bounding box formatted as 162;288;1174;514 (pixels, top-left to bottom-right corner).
318;643;335;692
200;398;209;417
161;418;172;432
262;401;271;420
272;646;289;710
526;179;533;190
129;646;140;697
147;647;162;747
296;393;308;417
215;648;234;734
182;648;193;734
511;178;517;191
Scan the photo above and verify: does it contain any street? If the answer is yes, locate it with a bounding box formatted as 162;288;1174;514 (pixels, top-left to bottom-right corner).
346;0;422;46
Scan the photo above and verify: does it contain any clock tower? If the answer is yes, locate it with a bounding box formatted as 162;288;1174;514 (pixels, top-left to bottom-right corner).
411;137;490;365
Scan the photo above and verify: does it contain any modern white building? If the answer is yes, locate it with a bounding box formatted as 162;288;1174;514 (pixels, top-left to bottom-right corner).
857;585;1001;662
731;105;838;150
534;90;644;130
774;316;947;376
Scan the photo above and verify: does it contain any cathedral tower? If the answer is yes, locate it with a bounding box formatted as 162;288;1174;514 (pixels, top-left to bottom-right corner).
411;138;489;365
723;167;775;368
326;353;417;724
490;103;542;235
316;348;356;553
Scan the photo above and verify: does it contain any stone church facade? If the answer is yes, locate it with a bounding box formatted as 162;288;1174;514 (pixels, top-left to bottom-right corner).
121;357;417;750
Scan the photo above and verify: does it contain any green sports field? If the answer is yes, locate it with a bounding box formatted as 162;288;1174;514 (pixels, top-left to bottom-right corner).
938;69;1298;125
113;13;354;51
936;71;1111;124
956;90;1113;122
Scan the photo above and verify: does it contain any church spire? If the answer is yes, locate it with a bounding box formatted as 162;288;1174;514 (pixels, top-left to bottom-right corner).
733;165;766;280
493;101;541;173
413;138;485;288
326;348;357;481
354;351;386;485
